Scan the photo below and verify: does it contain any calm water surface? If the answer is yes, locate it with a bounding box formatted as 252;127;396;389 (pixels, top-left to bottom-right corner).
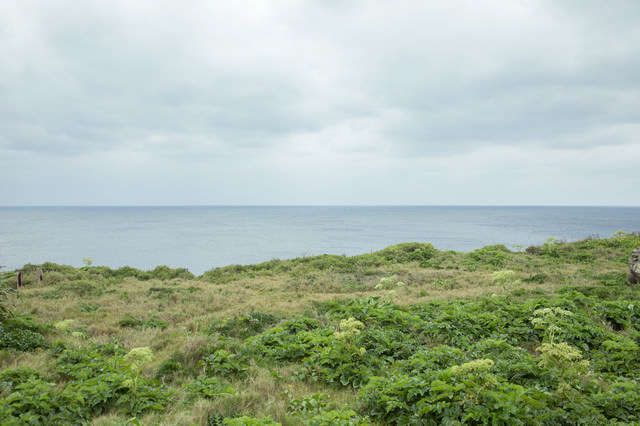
1;206;638;275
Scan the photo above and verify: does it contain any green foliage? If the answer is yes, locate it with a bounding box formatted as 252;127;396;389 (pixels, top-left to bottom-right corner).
207;312;279;339
201;243;439;284
300;342;375;388
222;416;281;425
491;270;521;290
78;304;100;313
124;347;154;373
118;314;167;330
0;272;13;322
359;368;546;425
592;381;640;423
135;265;195;281
184;377;234;399
199;349;249;378
537;342;589;378
305;409;372;426
246;318;333;362
401;345;466;375
530;233;640;264
20;262;195;285
0;347;171;423
376;243;436;263
591;337;640;376
0;367;47;392
0;314;49;351
594;301;638;331
463;244;511;269
356;327;421;362
0;377;91;424
155;351;185;381
334;317;364;340
59;280;102;297
324;297;419;332
51;346;170;416
469;339;541;386
90;341;127;357
284;391;329;415
522;272;548;284
6;234;640;424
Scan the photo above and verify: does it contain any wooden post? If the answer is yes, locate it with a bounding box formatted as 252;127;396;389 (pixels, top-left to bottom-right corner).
37;267;44;282
17;270;23;289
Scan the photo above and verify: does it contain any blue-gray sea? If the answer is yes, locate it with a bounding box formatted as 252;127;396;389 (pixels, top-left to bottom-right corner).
1;206;639;275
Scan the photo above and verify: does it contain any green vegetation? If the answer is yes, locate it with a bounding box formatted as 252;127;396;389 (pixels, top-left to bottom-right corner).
1;233;640;424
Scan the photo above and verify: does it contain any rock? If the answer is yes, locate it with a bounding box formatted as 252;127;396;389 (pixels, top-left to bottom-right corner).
628;248;640;284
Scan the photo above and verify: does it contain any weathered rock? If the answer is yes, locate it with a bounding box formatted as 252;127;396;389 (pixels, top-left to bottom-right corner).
628;248;640;284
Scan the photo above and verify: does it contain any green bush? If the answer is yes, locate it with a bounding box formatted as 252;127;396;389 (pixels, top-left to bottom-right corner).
156;351;185;380
0;275;12;321
359;366;548;424
53;347;170;416
400;345;466;375
198;349;249;378
0;378;90;424
376;243;436;263
285;392;329;415
118;314;167;330
300;342;376;388
246;318;333;362
305;409;372;426
207;312;279;339
222;416;281;426
591;337;640;376
0;315;49;351
463;245;511;269
184;377;234;399
592;381;640;423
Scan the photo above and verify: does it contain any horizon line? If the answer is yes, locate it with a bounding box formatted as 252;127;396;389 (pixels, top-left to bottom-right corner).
1;204;640;208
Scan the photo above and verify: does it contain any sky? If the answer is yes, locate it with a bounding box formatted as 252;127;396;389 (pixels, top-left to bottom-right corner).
1;0;639;206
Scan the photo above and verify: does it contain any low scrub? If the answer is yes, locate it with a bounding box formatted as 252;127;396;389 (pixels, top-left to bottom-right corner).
3;234;640;424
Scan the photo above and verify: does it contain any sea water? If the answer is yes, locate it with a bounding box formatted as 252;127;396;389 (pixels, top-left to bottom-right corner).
1;206;639;275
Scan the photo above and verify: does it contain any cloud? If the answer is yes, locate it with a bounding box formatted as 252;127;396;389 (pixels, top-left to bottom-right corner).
0;0;639;205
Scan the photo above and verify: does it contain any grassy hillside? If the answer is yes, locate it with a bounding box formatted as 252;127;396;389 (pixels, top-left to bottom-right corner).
2;233;640;425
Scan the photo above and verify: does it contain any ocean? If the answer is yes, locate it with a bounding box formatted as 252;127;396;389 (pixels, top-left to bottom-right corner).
1;206;639;275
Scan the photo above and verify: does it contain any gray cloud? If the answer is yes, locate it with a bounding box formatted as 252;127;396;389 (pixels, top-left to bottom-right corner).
0;0;639;205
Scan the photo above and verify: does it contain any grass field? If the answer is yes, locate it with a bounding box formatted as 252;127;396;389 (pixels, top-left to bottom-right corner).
2;233;640;425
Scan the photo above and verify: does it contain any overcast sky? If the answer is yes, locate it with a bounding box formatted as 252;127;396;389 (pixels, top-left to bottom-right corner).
1;0;639;206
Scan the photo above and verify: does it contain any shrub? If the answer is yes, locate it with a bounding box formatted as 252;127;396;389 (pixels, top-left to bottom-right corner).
222;416;281;426
359;366;548;425
285;391;329;415
0;315;48;351
184;377;234;399
463;245;511;269
118;314;167;330
198;349;249;378
376;243;436;263
591;337;640;376
0;274;13;321
0;378;90;424
299;338;378;388
53;346;170;416
491;270;521;289
207;312;279;339
156;351;185;380
592;381;640;423
246;319;333;362
305;409;372;426
401;345;466;375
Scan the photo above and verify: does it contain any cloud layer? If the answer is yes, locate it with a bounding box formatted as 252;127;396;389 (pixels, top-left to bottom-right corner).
1;0;639;205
